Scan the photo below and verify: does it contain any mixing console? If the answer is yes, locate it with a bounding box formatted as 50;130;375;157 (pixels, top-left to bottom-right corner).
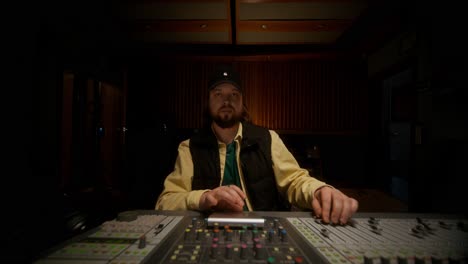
287;215;468;264
34;211;468;264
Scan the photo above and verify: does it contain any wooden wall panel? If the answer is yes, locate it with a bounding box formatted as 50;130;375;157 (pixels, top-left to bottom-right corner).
236;61;366;132
135;56;367;134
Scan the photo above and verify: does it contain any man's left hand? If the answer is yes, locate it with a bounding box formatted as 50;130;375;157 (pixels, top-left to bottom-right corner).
311;186;359;224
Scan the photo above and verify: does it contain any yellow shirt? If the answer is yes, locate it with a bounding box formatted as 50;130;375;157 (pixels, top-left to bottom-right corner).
155;123;330;211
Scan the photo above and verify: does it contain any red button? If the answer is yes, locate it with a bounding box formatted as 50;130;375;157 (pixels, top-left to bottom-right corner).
295;256;304;264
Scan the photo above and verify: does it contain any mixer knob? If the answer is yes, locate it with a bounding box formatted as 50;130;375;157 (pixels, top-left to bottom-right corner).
268;229;275;242
154;223;164;235
278;225;284;234
213;228;220;238
274;219;280;228
210;243;219;259
369;217;380;225
410;227;424;238
240;230;247;242
415;224;425;231
240;243;249;259
267;256;277;263
253;230;259;239
253;237;261;245
225;229;233;241
370;225;383;235
196;229;203;241
320;228;330;238
439;221;452;230
184;228;191;241
280;229;288;242
295;256;304;264
415;218;433;231
225;244;233;259
255;243;267;259
138;235;146;249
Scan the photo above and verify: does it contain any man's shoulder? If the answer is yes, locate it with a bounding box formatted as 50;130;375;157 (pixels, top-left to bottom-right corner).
245;124;282;144
242;122;276;137
242;122;268;132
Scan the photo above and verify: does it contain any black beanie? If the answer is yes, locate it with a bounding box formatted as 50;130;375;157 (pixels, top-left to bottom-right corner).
208;65;242;91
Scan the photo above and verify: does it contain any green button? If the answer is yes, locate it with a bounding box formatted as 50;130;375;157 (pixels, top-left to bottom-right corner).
267;256;276;263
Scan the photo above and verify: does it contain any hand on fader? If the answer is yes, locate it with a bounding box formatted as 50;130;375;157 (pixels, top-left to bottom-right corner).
312;186;359;224
199;185;246;212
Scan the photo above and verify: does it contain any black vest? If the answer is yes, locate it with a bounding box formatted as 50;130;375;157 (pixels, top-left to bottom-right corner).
190;122;290;211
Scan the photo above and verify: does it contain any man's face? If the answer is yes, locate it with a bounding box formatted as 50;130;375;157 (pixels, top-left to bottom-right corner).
209;83;243;128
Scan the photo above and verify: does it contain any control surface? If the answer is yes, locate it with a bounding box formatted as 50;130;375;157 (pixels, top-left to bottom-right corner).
34;211;468;264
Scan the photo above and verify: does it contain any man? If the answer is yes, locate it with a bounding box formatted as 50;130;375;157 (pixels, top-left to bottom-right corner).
156;65;358;224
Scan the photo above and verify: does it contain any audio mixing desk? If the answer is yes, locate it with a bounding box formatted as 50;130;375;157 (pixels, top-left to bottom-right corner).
34;211;468;264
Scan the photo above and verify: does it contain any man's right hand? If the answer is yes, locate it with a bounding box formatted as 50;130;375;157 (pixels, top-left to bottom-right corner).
199;185;246;212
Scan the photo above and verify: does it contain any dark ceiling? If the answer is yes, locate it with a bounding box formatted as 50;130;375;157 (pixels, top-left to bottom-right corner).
24;0;425;59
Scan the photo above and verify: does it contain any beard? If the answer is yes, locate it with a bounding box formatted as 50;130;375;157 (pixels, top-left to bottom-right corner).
211;106;243;128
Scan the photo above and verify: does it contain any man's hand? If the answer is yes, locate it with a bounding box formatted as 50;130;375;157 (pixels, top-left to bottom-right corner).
199;185;247;212
312;186;358;224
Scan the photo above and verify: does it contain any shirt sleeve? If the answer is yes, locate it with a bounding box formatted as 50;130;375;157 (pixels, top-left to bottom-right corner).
155;139;210;211
270;130;332;209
